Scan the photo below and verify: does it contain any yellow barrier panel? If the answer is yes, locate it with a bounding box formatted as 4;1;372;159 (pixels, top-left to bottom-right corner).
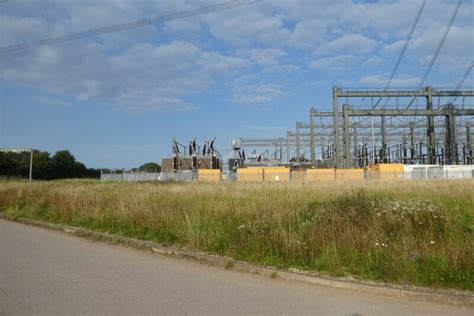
263;167;290;182
368;163;403;181
369;163;403;172
306;169;336;181
197;169;221;182
336;168;365;181
237;168;263;182
291;170;306;182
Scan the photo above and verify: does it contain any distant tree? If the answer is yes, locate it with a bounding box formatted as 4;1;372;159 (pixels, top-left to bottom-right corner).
0;152;19;176
85;168;101;179
31;151;53;180
11;151;32;177
51;150;76;179
0;148;106;180
139;162;161;172
73;161;87;178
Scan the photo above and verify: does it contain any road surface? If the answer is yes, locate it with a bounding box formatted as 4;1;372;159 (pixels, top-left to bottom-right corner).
0;219;471;315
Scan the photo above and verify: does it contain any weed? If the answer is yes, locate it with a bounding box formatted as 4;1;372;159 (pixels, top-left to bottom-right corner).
225;260;235;270
0;179;472;290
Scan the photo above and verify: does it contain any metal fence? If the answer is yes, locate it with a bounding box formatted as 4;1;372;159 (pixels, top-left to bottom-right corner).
100;172;161;182
160;171;196;182
101;166;474;182
101;171;196;182
402;165;474;180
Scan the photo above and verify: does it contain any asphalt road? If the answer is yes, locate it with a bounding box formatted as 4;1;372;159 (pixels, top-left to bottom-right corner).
0;219;471;316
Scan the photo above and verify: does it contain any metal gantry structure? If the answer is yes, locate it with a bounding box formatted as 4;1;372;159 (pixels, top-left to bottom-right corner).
330;87;474;168
237;86;474;168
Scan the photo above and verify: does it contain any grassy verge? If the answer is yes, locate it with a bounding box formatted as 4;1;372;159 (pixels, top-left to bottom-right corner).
0;179;472;290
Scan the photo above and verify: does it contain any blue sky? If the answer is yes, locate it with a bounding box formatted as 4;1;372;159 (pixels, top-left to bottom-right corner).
1;0;473;168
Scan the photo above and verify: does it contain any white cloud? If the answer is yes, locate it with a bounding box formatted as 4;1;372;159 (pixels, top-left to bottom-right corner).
203;7;291;47
248;48;286;66
318;34;377;55
32;95;72;108
310;55;358;70
383;25;473;70
1;40;247;111
362;56;386;67
199;51;248;73
289;19;330;48
233;84;287;104
1;0;472;112
116;95;195;113
359;74;421;87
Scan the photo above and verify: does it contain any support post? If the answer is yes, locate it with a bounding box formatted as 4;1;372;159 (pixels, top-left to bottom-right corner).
371;116;375;164
286;132;290;162
279;140;283;162
426;86;436;164
410;123;415;164
29;149;33;182
353;127;357;168
296;125;301;163
403;141;408;164
333;86;340;168
363;143;368;166
381;115;386;163
467;126;472;164
445;104;458;164
321;141;325;161
343;104;350;168
310;108;316;165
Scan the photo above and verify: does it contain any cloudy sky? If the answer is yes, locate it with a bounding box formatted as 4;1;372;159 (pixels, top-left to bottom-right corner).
1;0;473;168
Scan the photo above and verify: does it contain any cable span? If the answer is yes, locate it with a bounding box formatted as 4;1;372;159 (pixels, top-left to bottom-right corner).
0;1;258;54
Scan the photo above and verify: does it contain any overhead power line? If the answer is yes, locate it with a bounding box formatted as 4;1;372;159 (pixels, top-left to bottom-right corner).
402;61;473;131
402;0;463;110
449;61;473;104
384;0;426;91
0;1;258;54
354;0;426;127
417;0;463;88
365;0;426;112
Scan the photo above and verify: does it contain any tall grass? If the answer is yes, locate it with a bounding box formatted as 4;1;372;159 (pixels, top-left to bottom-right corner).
0;179;472;290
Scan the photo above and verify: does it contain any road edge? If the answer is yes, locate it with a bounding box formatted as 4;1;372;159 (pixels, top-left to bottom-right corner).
1;213;472;307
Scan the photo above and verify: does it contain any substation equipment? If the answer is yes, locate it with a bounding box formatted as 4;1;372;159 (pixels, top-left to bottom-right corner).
236;86;474;170
161;138;221;173
152;86;474;183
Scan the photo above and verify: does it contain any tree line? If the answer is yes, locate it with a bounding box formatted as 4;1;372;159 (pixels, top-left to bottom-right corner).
0;150;100;180
103;162;162;174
